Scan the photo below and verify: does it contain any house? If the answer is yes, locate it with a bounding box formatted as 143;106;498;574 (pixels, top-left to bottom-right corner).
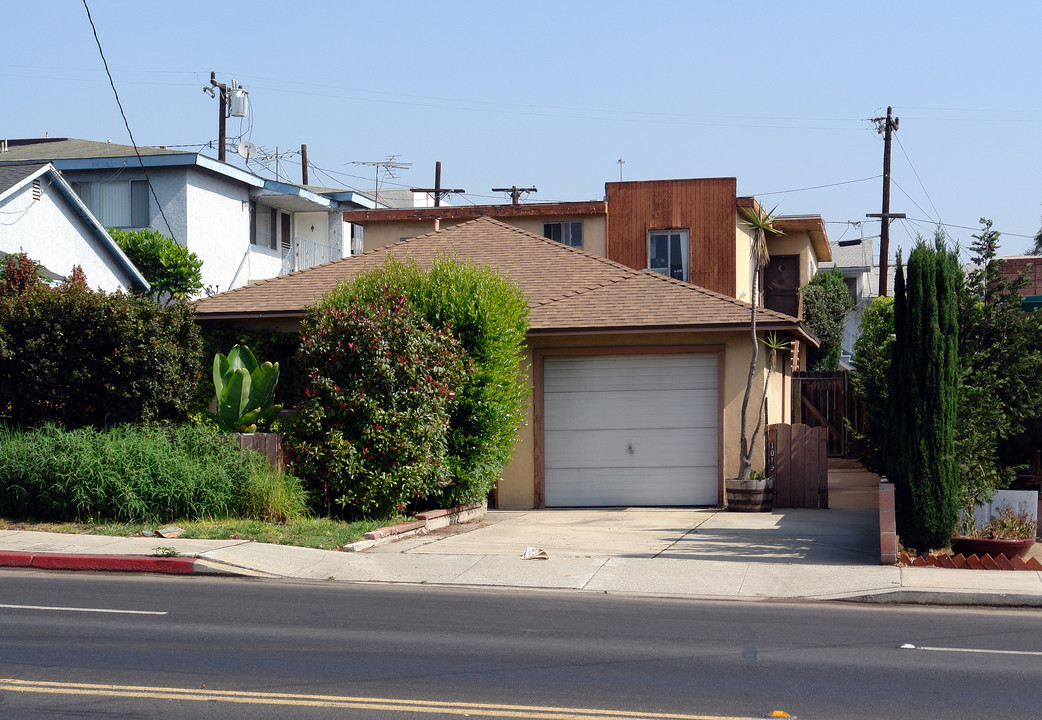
343;178;832;316
192;216;817;509
0;161;148;293
0;138;375;296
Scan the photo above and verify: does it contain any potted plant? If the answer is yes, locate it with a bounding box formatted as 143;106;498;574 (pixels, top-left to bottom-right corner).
950;504;1037;559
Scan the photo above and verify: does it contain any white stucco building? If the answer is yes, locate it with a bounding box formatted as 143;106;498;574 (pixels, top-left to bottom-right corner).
0;161;148;293
0;139;374;296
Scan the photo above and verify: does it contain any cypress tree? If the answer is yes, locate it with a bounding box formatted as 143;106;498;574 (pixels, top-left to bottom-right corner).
886;237;959;555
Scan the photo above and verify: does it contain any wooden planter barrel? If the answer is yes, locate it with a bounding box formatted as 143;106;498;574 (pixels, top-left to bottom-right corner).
725;477;775;512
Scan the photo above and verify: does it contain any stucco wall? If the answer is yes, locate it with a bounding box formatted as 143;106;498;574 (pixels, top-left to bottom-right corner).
0;176;131;292
183;168;255;294
734;218;756;301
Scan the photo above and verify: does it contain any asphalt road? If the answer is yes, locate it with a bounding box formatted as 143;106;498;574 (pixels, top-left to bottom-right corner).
1;570;1041;719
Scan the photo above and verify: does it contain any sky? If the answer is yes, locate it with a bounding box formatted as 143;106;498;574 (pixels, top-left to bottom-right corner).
4;1;1042;258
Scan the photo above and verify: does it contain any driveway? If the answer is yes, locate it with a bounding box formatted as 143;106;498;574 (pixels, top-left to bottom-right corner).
372;460;882;566
371;506;880;566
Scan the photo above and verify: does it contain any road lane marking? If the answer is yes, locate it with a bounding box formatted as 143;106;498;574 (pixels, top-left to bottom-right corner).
0;679;750;719
0;604;166;615
901;643;1042;657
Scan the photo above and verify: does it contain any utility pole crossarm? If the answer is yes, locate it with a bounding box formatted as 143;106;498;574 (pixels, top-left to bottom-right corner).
411;162;464;207
492;185;538;206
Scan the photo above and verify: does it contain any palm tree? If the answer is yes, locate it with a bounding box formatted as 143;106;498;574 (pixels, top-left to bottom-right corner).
736;203;784;482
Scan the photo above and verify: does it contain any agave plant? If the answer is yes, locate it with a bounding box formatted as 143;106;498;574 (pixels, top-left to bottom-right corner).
213;345;282;433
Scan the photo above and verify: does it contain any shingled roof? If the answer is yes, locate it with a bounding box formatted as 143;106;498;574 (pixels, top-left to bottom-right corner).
192;217;816;342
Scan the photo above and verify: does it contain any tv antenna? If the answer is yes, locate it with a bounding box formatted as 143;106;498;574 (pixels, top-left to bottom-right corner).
352;155;411;207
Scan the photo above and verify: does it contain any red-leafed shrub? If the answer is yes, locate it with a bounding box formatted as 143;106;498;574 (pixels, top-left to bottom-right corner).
286;288;468;518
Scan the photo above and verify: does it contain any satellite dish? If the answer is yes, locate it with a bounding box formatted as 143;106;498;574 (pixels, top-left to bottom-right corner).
237;141;258;160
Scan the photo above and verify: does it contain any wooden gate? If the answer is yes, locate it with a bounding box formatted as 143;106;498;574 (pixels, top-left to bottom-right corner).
768;423;828;509
791;371;862;457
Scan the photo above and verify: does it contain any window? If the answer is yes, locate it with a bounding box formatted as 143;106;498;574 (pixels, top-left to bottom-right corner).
72;180;149;228
844;276;858;305
543;221;583;248
648;229;689;281
251;203;279;250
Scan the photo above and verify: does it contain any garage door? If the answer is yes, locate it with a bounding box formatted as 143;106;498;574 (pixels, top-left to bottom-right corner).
542;353;719;507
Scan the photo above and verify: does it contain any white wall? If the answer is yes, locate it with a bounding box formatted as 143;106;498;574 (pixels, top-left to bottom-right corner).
183;168;254;294
0;175;131;292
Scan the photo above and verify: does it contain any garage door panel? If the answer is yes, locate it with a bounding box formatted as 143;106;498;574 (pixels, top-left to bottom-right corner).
543;355;717;393
542;353;719;507
544;388;716;431
545;428;718;469
544;468;719;507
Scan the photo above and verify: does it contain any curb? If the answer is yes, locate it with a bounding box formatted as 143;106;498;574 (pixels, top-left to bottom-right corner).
841;590;1042;608
344;502;488;551
0;550;244;576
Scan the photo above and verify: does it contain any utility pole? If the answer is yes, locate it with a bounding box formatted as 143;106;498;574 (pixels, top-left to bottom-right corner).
867;106;905;297
207;72;248;163
352;156;412;207
492;185;538;205
617;158;625;181
411;161;465;207
300;144;309;185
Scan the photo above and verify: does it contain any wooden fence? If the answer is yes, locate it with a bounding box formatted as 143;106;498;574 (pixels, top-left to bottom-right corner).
237;432;289;472
791;370;863;457
768;423;828;509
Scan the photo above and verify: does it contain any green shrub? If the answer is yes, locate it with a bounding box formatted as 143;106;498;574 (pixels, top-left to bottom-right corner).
886;238;960;554
321;255;530;506
108;228;203;304
0;424;307;523
287;288;469;518
849;296;894;475
801;267;853;371
0;274;201;428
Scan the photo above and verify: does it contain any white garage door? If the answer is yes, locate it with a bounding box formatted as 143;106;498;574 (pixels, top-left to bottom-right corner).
543;353;719;507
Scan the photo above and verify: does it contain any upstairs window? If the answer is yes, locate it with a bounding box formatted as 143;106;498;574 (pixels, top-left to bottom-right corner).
72;179;149;228
250;203;279;250
648;229;689;281
543;221;583;248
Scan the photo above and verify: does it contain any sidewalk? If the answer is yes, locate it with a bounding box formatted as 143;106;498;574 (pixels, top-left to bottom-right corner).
2;505;1041;606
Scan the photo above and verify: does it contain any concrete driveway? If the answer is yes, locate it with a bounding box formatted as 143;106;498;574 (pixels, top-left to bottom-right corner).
376;506;880;566
373;460;882;566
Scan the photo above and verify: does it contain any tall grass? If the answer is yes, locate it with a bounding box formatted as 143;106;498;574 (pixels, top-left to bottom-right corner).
0;424;309;523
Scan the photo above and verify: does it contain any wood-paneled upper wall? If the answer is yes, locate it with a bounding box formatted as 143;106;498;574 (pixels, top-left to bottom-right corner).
606;178;738;297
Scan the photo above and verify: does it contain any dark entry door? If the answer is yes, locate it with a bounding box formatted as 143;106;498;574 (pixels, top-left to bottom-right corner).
764;254;799;317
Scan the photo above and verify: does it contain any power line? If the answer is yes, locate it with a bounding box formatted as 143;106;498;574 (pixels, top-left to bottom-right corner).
752;175;880;197
81;0;177;244
894;134;942;222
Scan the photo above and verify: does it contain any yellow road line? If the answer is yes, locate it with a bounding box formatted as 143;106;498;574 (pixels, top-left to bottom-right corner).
0;678;751;720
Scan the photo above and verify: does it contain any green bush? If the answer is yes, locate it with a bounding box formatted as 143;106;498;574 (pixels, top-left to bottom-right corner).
108;228;203;304
0;424;308;523
801;268;853;371
886;238;960;554
287;288;469;518
321;255;530;506
849;296;894;475
0;275;201;428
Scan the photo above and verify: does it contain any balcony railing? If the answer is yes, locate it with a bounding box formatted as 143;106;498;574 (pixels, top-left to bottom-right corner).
279;237;341;276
